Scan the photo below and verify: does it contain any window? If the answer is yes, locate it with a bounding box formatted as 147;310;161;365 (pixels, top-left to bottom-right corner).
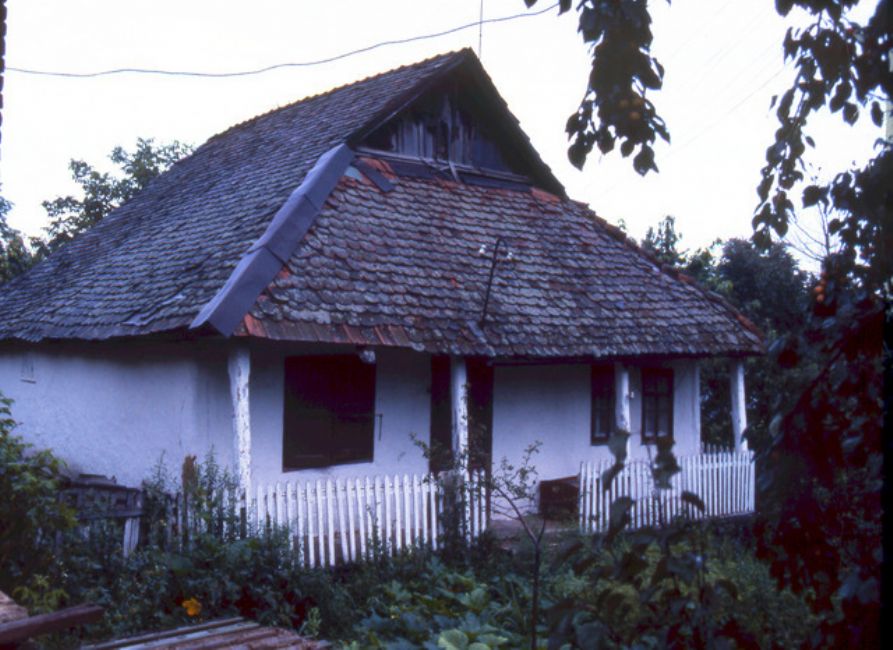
591;366;615;444
282;355;376;470
641;368;673;443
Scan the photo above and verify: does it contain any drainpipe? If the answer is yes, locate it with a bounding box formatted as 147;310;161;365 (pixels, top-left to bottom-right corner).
228;345;252;493
730;360;748;452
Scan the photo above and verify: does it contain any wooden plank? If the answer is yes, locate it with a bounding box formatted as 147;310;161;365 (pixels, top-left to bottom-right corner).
430;475;439;551
86;618;247;649
346;478;357;562
296;482;306;567
325;480;336;566
420;476;429;547
384;475;393;555
307;482;317;568
359;478;370;560
0;604;104;645
115;621;260;649
412;474;421;547
169;624;284;649
313;480;324;567
335;479;349;564
375;476;384;557
0;591;28;625
402;473;412;548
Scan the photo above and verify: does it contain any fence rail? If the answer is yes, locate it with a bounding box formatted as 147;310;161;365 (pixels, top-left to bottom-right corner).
578;449;755;534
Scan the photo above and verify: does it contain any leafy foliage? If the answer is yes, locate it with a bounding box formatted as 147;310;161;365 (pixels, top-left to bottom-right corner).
0;192;35;283
526;0;671;174
38;138;192;252
637;217;818;450
753;2;890;264
641;215;684;268
0;394;77;595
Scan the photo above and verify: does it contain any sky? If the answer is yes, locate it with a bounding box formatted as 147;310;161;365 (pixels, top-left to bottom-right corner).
1;1;883;267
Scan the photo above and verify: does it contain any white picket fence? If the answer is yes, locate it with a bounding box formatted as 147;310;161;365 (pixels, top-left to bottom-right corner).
578;449;755;534
169;470;488;568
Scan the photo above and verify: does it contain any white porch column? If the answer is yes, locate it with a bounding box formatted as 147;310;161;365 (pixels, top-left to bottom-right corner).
693;362;702;448
228;346;252;492
730;360;748;452
450;356;469;462
614;363;631;456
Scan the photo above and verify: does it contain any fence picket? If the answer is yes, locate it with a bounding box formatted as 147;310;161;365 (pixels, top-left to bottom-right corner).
162;468;492;569
325;480;336;566
420;475;429;547
412;474;421;547
402;473;412;548
334;479;348;563
577;451;755;534
430;476;439;551
383;475;392;556
345;478;356;562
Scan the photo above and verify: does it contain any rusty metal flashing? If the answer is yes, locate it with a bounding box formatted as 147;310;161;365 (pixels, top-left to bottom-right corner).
190;144;355;336
352;159;395;193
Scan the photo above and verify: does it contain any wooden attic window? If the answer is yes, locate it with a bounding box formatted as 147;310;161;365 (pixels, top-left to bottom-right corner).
282;355;376;470
363;88;511;172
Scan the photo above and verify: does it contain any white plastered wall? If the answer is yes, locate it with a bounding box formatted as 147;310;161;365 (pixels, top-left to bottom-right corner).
491;359;702;483
0;341;233;487
247;342;430;484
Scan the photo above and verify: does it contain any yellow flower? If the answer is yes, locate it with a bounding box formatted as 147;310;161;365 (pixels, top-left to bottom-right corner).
182;597;202;617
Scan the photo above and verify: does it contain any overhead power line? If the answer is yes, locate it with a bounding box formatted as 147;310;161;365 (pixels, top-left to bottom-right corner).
8;3;559;80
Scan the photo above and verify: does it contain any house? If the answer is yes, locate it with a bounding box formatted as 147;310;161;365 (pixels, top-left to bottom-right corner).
0;50;761;499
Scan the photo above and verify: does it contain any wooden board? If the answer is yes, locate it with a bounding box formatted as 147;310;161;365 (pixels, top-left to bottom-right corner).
84;617;329;649
0;603;103;644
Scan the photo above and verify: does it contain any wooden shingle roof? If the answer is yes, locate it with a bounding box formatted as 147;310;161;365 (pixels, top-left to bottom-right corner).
0;50;762;358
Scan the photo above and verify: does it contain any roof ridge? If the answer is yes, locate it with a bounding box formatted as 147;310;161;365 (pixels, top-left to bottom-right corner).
204;49;471;147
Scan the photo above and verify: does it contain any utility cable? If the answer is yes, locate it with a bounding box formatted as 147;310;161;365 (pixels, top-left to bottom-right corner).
8;3;558;79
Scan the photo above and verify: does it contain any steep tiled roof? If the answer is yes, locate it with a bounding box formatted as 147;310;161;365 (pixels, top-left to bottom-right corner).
239;156;762;357
0;50;762;358
0;51;474;342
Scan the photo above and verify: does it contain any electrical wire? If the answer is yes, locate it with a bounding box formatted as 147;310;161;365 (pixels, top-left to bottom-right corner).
591;62;792;199
7;3;559;80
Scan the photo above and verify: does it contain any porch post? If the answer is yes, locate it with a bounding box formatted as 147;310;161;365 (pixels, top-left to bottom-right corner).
450;356;469;463
228;346;252;492
730;360;747;452
614;363;631;455
693;362;702;449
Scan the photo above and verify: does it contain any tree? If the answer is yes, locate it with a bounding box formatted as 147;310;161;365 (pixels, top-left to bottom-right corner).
0;192;34;283
704;238;817;450
641;214;684;267
638;219;816;450
39;138;192;252
531;1;888;644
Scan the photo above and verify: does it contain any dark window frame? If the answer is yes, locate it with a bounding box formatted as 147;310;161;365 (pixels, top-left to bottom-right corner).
641;367;674;444
590;365;615;445
282;355;376;471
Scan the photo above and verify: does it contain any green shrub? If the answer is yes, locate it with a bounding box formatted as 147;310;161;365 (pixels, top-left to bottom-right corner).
0;394;76;595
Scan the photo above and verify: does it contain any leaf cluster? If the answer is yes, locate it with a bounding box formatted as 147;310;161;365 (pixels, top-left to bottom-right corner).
38;138;192;253
0;394;77;595
527;0;671;175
